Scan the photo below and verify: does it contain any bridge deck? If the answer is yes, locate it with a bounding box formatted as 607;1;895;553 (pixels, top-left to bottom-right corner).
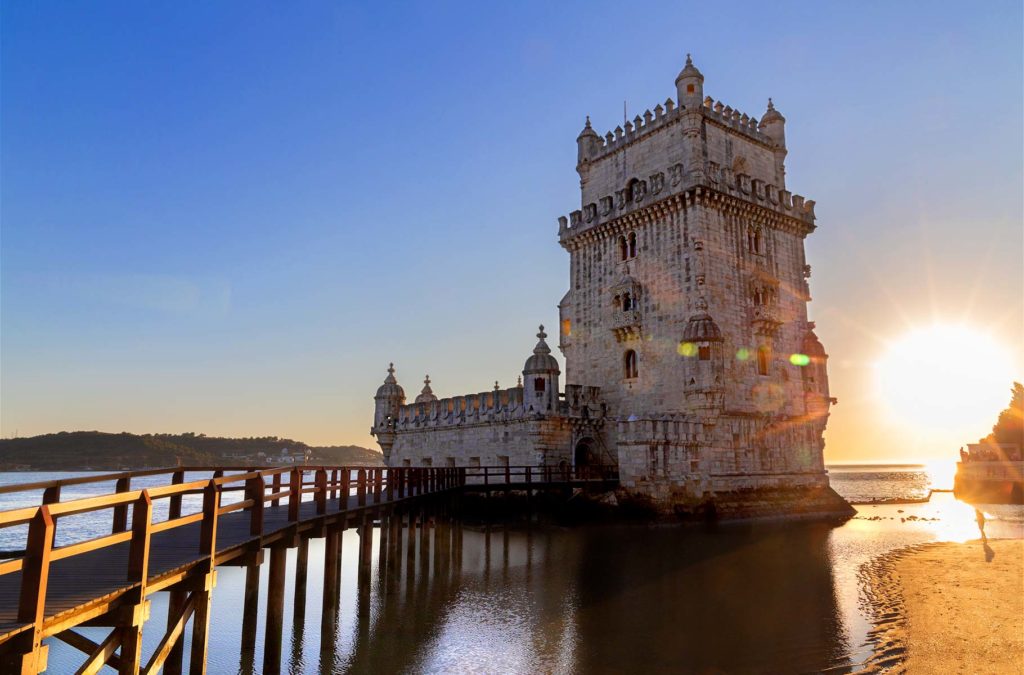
0;492;404;644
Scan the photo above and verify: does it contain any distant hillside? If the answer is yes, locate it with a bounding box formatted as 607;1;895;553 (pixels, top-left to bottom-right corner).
0;431;383;471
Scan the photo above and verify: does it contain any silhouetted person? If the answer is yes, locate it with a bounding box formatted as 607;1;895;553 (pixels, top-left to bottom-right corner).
975;508;987;541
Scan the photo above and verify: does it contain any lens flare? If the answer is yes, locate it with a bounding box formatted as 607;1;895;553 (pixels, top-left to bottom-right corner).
736;348;751;361
790;353;810;366
678;342;698;357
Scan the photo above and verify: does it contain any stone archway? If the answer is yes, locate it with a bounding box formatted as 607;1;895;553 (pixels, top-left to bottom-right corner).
574;438;597;478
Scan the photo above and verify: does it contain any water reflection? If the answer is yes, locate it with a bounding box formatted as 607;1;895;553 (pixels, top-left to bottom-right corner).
304;516;852;675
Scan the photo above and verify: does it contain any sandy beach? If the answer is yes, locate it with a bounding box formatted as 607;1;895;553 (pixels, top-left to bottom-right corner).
862;539;1024;674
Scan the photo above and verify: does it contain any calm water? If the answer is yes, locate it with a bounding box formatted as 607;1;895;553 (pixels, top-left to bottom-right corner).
2;466;1021;674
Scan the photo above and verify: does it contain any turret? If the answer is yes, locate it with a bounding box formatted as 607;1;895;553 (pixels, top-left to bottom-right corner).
371;363;405;462
414;375;438;404
680;299;725;412
800;323;831;420
759;98;786;147
522;325;561;413
760;98;788;187
576;116;601;167
675;53;704;109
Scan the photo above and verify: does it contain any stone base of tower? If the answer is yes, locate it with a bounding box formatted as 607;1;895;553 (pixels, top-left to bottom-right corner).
612;417;853;521
614;481;853;522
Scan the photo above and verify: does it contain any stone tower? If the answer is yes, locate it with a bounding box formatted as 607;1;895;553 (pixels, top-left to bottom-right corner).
558;55;844;515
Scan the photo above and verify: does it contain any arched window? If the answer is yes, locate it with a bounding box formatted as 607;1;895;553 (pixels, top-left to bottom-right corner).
622;292;632;311
757;346;770;376
618;235;628;261
698;345;711;361
624;350;638;379
628;232;637;258
753;288;765;306
534;377;546;393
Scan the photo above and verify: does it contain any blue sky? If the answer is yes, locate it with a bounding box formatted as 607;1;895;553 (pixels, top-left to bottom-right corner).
2;1;1021;461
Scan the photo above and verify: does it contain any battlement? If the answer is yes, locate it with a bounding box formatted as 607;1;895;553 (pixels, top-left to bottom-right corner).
616;416;710;445
390;383;604;431
558;170;816;243
700;96;771;143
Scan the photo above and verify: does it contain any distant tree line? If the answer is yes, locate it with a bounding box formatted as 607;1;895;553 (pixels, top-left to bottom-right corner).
0;431;382;471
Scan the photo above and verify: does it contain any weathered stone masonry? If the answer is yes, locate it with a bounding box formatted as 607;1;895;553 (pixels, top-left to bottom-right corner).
370;55;850;518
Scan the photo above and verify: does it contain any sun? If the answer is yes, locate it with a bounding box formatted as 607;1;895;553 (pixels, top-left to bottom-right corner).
874;324;1013;441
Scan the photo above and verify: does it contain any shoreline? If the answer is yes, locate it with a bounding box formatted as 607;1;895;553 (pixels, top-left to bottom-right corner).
859;539;1024;674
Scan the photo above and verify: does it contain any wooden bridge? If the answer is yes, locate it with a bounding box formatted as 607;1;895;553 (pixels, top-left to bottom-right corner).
0;464;617;674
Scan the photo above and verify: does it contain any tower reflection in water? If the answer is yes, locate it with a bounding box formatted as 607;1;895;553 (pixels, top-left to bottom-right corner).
224;504;849;675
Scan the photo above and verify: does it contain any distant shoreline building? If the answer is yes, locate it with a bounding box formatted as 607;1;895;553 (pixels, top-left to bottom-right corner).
371;56;850;518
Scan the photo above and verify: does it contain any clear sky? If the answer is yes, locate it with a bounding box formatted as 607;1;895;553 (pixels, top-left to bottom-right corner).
2;1;1021;462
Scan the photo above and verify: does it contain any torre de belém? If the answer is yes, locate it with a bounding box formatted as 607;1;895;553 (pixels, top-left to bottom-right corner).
371;56;852;519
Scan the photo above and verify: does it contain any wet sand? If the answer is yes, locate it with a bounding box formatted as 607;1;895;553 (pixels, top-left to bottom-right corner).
862;539;1024;674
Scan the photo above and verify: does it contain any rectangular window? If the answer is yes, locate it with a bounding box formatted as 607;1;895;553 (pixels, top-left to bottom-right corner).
402;459;411;468
422;457;432;467
498;455;510;468
446;457;456;467
469;457;481;468
698;345;711;361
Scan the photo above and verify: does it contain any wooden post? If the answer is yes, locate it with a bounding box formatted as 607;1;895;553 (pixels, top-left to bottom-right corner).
315;469;327;515
386;468;394;502
120;491;153;675
14;507;54;674
247;475;265;537
322;527;340;630
168;469;185;521
341;470;351;508
112;476;131;533
240;562;261;654
164;587;188;675
373;468;382;504
357;469;366;506
41;485;60;548
294;537;309;623
288;468;302;522
271;471;282;507
190;480;219;675
397;468;405;499
263;545;287;674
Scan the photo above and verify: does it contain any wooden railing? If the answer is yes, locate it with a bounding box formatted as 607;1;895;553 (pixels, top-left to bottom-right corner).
0;462;617;673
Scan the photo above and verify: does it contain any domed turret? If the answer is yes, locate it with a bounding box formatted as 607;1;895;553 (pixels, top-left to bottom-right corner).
523;325;560;375
759;98;786;147
522;326;560;413
682;308;723;342
801;323;827;358
675;53;704;108
371;363;405;463
577;115;601;166
375;362;405;400
414;375;438;404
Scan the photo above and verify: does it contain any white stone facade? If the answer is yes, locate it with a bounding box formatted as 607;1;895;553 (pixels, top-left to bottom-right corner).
371;56;843;516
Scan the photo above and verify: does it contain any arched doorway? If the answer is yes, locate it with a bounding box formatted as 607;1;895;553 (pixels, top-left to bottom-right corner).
574;438;597;478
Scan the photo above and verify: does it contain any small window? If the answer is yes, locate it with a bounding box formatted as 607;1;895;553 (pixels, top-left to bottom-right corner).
618;235;628;261
624;350;638;379
422;457;433;467
469;456;481;468
402;459;411;467
748;227;762;255
446;457;456;467
757;346;770;376
628;232;638;258
498;455;510;468
698;345;711;361
753;288;765;306
622;292;632;311
534;377;546;392
687;84;695;94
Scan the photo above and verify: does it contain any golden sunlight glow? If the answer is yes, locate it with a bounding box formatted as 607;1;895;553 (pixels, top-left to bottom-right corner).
874;324;1012;440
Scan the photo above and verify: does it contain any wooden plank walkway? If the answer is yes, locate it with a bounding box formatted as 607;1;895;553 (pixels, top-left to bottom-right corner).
0;463;617;672
0;490;427;645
